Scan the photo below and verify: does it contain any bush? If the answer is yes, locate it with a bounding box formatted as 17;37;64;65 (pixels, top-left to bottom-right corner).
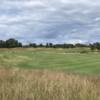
80;50;88;54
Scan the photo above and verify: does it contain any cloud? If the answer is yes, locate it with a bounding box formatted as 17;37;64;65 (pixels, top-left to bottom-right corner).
0;0;100;43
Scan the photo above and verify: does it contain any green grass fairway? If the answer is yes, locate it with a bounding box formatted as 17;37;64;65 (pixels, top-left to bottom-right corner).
0;48;100;75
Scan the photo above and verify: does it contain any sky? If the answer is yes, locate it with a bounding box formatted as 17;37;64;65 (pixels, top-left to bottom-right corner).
0;0;100;44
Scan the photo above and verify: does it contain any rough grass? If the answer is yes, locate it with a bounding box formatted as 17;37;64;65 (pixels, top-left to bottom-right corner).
0;68;99;100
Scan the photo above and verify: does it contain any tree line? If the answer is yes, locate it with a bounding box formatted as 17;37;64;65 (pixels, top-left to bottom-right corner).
0;38;22;48
0;38;100;51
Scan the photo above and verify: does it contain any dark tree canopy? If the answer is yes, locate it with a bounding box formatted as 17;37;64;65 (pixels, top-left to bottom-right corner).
0;38;22;48
0;40;6;48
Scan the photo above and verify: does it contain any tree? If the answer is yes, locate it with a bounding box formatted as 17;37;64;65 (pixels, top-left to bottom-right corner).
18;42;22;47
75;43;88;47
39;43;44;48
49;43;53;48
6;38;21;48
0;40;6;48
90;44;95;51
29;43;37;48
46;43;49;48
94;42;100;51
63;44;75;48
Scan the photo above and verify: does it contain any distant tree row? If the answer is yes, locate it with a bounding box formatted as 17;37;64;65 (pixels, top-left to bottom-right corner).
1;38;100;51
28;43;88;48
0;39;88;48
22;42;100;51
0;38;22;48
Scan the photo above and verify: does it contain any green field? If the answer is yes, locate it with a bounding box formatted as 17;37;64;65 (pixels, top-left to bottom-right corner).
0;48;100;100
0;48;100;75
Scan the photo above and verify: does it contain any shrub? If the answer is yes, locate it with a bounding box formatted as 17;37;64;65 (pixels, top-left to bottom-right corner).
80;50;88;54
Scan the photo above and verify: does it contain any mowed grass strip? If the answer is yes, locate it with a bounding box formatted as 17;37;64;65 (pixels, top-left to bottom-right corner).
0;68;99;100
0;48;100;74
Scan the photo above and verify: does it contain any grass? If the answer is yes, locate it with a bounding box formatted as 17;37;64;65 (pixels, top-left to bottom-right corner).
0;68;99;100
0;48;100;75
0;48;100;100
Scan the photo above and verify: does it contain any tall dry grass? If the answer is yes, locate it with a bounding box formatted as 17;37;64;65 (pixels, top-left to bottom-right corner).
0;68;99;100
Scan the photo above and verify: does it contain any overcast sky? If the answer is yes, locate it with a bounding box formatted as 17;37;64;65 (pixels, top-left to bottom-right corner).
0;0;100;43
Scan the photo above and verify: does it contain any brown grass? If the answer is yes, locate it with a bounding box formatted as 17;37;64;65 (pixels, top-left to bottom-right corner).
0;68;99;100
